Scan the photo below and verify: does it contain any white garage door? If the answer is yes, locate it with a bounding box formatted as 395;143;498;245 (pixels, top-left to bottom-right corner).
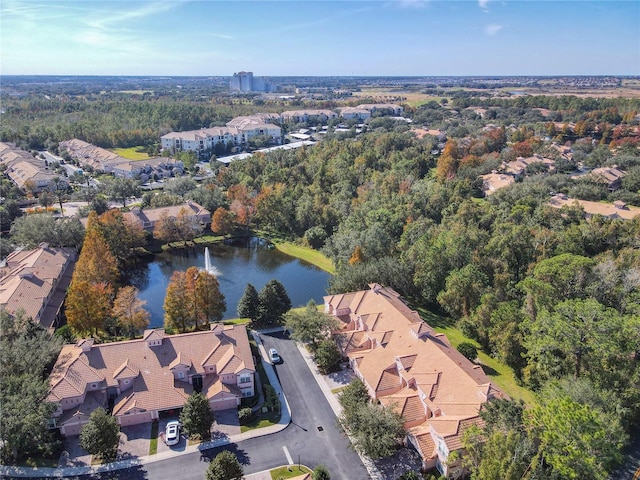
210;398;238;411
118;411;153;426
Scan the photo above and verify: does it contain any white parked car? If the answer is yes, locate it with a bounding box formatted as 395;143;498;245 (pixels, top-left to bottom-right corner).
269;348;280;364
165;420;180;446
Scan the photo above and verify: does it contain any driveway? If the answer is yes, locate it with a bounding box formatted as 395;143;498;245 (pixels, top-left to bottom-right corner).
212;408;240;438
156;417;187;455
119;423;152;460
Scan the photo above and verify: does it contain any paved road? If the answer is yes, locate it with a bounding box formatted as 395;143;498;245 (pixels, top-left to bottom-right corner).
76;332;368;480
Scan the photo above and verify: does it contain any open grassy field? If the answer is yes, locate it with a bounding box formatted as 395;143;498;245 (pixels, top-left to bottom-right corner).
351;88;444;108
111;146;150;160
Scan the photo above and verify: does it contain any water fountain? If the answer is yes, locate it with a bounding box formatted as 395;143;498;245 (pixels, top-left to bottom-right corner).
204;247;222;276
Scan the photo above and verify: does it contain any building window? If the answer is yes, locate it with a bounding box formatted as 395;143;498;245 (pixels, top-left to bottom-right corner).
91;383;97;389
178;371;185;379
239;375;251;384
124;379;130;385
242;389;252;397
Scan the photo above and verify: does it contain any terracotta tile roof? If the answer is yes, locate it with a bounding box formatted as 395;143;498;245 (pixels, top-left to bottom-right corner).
0;245;76;328
549;194;640;220
410;425;436;460
326;284;506;462
48;325;255;418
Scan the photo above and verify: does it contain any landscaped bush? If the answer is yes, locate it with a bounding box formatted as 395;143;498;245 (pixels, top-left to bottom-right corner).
238;407;253;425
457;342;478;362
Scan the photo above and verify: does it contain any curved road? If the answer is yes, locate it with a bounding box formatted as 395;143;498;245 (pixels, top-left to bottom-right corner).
85;331;368;480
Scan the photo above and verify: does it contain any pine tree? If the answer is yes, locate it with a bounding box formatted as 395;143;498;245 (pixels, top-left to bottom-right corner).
237;283;260;321
180;392;214;440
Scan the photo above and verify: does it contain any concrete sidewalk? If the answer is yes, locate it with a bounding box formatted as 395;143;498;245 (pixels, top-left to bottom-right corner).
0;329;291;479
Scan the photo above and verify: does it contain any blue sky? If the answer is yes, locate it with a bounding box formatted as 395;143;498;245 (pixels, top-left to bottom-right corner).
1;0;639;76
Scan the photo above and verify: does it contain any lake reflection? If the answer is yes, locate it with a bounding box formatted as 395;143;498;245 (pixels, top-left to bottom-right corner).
128;239;331;327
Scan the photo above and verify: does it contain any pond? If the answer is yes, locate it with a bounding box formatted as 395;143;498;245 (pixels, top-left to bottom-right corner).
127;238;331;328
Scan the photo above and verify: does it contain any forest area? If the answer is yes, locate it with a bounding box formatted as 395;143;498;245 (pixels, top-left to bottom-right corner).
2;84;640;478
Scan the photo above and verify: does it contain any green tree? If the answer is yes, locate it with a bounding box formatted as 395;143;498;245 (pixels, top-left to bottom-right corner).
79;407;120;463
257;279;291;325
437;264;488;318
312;464;331;480
313;339;342;374
525;394;625;480
0;309;62;463
519;253;595;317
180;392;214;440
206;450;244;480
284;300;339;350
237;283;260;321
105;177;140;207
9;214;84;249
456;342;478;362
340;402;405;460
523;298;625;381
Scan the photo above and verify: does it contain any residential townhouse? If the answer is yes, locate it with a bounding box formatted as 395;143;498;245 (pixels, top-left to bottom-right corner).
501;155;555;178
0;142;68;193
59;139;131;174
325;284;505;478
0;243;76;330
589;166;627;191
123;201;210;232
47;324;256;436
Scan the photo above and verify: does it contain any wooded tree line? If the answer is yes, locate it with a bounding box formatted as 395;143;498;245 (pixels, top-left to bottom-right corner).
204;125;640;477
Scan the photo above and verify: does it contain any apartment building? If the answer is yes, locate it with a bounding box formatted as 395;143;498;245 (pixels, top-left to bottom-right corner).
325;284;505;478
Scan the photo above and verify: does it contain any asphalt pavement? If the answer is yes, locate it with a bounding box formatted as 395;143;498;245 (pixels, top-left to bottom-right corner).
2;330;371;480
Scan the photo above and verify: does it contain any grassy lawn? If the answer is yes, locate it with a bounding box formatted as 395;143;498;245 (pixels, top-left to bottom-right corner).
270;465;312;479
149;421;159;455
223;318;251;326
111;147;150;160
417;308;536;406
272;241;334;274
240;413;280;433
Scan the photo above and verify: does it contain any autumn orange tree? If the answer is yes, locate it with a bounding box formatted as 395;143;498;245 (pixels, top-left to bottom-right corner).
73;213;119;286
65;281;113;336
211;207;235;237
65;212;119;336
154;208;203;244
112;286;150;338
164;267;225;333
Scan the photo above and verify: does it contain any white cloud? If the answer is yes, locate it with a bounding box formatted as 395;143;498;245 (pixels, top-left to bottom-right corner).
478;0;490;10
485;24;503;36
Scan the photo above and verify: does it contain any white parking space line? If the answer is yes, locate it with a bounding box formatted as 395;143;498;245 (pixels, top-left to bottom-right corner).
282;445;294;465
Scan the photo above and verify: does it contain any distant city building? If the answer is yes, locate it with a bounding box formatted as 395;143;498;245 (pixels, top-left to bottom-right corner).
229;71;275;93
